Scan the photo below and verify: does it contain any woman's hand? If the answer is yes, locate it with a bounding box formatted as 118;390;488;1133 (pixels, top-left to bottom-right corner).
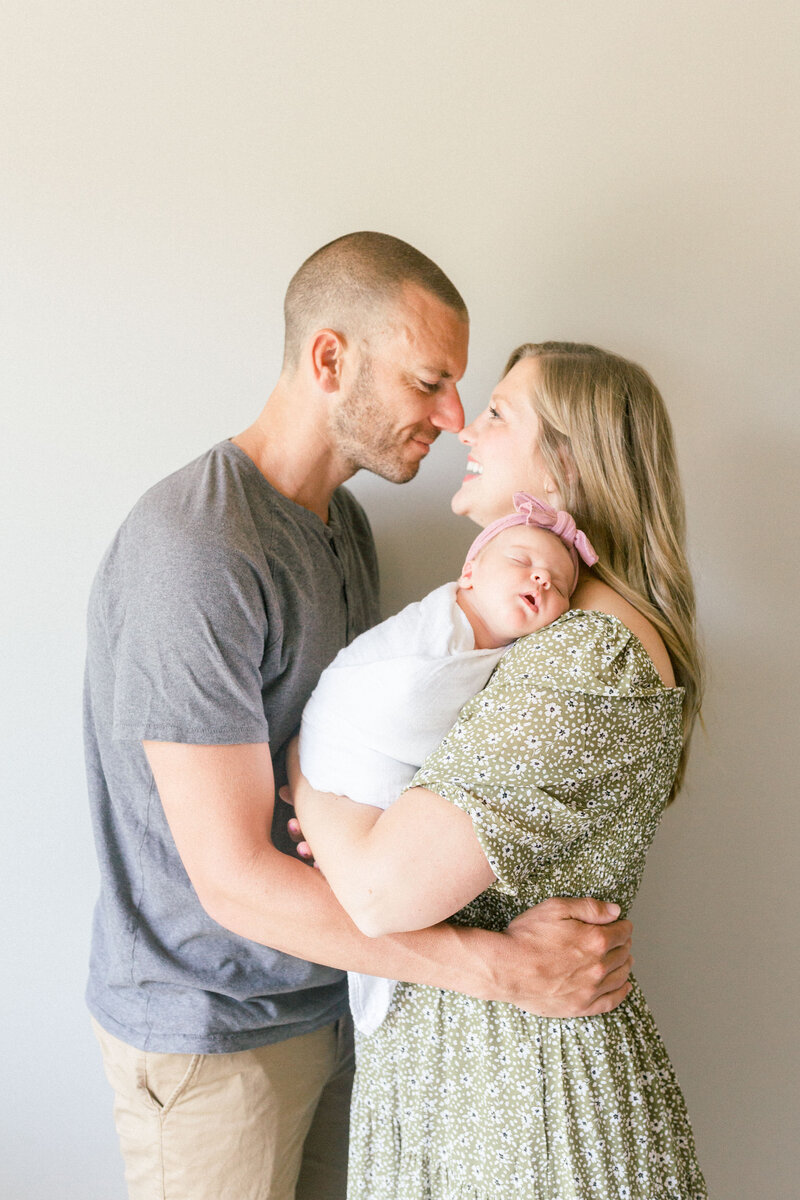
284;735;302;794
286;813;315;866
282;736;364;875
282;737;318;866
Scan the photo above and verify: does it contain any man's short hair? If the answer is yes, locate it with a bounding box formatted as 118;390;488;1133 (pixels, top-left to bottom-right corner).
282;231;468;370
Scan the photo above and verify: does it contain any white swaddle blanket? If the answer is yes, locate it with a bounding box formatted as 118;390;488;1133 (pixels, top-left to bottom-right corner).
300;582;509;1034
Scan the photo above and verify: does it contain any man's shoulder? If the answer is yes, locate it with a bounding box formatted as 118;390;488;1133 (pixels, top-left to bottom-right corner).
121;441;286;554
133;440;256;519
89;443;269;605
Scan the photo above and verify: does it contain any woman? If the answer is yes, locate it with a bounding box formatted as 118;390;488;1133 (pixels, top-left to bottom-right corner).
290;342;706;1199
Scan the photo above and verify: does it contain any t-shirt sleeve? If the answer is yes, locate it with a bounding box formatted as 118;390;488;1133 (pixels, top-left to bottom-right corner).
110;523;272;745
411;611;676;895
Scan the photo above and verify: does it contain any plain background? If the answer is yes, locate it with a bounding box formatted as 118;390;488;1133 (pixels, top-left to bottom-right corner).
2;3;799;1197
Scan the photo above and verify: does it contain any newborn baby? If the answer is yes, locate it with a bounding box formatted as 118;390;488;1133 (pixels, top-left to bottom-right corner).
299;492;598;1033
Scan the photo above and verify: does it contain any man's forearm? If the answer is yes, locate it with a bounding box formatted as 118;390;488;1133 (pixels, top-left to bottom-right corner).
144;738;515;1002
202;846;633;1017
202;843;512;999
145;738;631;1017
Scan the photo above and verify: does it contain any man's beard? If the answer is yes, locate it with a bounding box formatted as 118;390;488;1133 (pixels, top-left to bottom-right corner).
331;357;432;484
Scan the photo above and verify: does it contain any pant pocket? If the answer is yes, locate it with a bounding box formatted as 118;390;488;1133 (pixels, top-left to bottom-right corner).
140;1052;203;1116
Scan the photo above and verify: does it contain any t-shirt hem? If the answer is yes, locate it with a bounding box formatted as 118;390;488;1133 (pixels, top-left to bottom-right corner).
87;995;350;1054
114;722;270;745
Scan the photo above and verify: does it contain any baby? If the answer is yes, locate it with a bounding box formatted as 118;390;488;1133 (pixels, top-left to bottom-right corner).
299;492;598;1033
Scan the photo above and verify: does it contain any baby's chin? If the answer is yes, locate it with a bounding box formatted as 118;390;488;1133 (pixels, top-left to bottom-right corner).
519;608;570;638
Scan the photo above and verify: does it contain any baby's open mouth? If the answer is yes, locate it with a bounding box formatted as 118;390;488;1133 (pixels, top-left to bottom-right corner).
522;593;539;613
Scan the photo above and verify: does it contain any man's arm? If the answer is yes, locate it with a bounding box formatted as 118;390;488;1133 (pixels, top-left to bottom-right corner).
143;739;632;1017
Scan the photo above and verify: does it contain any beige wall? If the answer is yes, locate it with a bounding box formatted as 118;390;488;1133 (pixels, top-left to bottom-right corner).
2;3;798;1196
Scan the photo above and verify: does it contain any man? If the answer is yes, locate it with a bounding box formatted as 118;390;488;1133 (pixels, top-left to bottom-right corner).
85;232;632;1200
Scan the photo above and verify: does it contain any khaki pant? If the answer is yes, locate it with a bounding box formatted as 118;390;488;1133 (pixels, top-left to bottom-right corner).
92;1016;354;1200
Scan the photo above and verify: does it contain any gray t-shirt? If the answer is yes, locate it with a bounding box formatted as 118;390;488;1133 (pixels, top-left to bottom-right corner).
84;440;380;1053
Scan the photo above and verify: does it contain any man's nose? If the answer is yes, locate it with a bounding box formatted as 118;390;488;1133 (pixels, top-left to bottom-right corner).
431;386;465;434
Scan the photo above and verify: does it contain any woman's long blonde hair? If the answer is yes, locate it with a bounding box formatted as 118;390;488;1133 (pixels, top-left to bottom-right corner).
506;341;703;799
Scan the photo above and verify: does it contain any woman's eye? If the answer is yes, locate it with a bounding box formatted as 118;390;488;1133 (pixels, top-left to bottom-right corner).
488;405;500;419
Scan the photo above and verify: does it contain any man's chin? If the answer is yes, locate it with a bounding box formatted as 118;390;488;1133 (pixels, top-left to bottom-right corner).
362;446;425;485
380;459;421;485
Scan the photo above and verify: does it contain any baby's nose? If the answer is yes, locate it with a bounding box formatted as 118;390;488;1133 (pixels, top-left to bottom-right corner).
531;569;551;589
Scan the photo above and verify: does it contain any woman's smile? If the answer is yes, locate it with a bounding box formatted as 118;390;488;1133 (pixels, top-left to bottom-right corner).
452;359;557;526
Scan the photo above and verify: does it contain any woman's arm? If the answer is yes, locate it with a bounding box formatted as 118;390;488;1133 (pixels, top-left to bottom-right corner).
291;609;668;943
289;754;495;937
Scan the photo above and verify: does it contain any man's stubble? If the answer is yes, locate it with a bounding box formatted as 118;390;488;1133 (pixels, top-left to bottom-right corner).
330;356;431;485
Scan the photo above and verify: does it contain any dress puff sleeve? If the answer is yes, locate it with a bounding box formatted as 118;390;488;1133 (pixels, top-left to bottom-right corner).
411;610;685;906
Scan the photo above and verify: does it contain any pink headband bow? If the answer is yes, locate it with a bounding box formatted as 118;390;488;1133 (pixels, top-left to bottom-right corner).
464;492;599;593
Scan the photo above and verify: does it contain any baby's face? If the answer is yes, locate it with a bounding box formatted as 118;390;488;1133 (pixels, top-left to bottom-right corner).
460;525;573;645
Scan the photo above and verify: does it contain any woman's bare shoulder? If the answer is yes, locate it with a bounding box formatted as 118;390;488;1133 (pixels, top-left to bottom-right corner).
570;575;676;688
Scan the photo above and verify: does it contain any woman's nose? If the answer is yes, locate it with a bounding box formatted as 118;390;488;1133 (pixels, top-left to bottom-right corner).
458;417;477;445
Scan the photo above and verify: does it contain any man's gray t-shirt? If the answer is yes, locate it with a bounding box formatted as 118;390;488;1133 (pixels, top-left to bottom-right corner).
84;440;380;1053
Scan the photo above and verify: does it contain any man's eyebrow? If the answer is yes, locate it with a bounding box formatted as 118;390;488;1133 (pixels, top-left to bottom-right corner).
419;365;453;379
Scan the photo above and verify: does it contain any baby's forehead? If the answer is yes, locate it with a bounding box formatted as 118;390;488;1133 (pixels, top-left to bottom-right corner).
491;524;572;566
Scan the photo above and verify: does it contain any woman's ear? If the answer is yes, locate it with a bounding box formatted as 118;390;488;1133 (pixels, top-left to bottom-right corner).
543;475;560;504
457;560;474;589
545;445;578;509
310;330;345;393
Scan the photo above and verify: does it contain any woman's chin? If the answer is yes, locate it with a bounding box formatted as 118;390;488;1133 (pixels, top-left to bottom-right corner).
450;488;469;517
452;496;495;531
452;486;511;529
451;482;481;520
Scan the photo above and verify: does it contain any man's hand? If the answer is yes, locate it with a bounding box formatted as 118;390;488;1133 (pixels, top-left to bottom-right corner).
499;897;633;1017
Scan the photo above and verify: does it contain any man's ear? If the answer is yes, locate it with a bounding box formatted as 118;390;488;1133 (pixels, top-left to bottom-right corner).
457;560;474;589
310;330;345;393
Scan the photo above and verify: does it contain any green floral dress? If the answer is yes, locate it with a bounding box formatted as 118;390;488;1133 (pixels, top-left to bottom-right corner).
347;610;707;1200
